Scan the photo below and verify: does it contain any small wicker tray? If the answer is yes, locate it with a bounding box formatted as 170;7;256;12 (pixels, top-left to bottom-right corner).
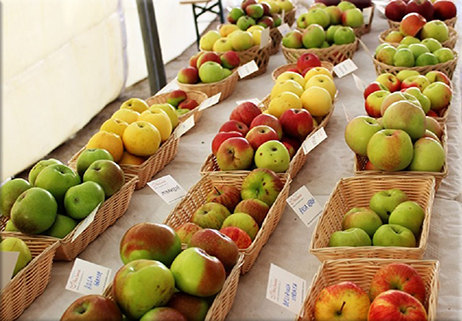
271;61;335;81
281;38;358;65
0;232;59;321
310;175;436;262
379;26;458;49
177;68;239;103
269;27;283;55
145;90;208;124
163;173;291;274
354;124;449;192
297;258;440;321
237;41;272;79
387;16;457;29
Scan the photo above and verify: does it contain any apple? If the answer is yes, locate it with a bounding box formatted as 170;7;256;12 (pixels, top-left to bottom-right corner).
234;198;269;226
434;47;454;63
421;20;449;43
245;125;279;150
400;36;421;46
328;227;372;247
64;181;105;220
199;30;221;51
174;222;202;244
246;3;264;18
221;212;259;240
0;237;32;277
406;0;434;21
165;89;187;107
276;71;306;88
333;26;356;45
296;12;310;29
399;12;427;37
365;90;390;118
120;98;149;114
404;87;431;114
60;295;123;321
76;148;114;177
206;185;241;212
376;46;397;65
420;37;442;53
213;37;234;52
216;137;254;171
302;24;326;48
306;8;330;28
170;247;226;297
342;207;383;238
236;15;257;31
373;224;416;247
325;5;343;24
257;15;275;28
177;67;199;84
344;116;383;157
151;103;179;129
433;0;457;20
254;140;291;173
34;164;80;206
232;30;255;51
385;0;407;21
0;178;31;218
393;48;415;67
242;0;258;10
221;50;240;69
382;100;426;141
425;116;443;138
325;25;341;44
270;79;304;99
219;226;253;249
268;91;303;118
389;200;425;236
425;70;451;87
385;30;405;43
380;91;421;116
166;292;209;321
408;43;430;60
415;52;439;66
300;86;333;117
342;8;364;27
228;7;245;23
83;160;125;198
219;120;249;136
422;81;452;111
211;131;244;156
401;74;432;92
187;228;239;271
368;290;427;321
363;81;389;100
241;168;283;206
314;281;371;321
376;73;401;92
113;259;175;320
28;158;63;186
304;74;337;100
276;0;294;12
199;61;227;83
191;202;231;229
282;30;304;49
230;101;262;127
396;70;421;82
139;307;187;321
250;113;283;140
369;188;409;224
279;108;313;141
408;137;445;172
43;214;77;239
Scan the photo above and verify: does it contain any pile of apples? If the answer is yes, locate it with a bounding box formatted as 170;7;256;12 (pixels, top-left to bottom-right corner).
226;0;287;30
329;188;425;248
87;97;179;166
1;154;125;239
313;263;428;320
363;70;453;118
163;89;203;116
385;0;457;22
0;236;32;278
177;51;240;85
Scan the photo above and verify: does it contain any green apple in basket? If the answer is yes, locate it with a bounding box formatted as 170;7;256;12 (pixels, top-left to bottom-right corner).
0;236;32;277
369;188;409;224
328;227;372;247
388;201;425;236
342;207;383;238
372;224;416;247
83;159;125;198
44;214;78;239
76;148;114;177
198;61;229;83
28;158;63;186
64;181;105;220
240;168;284;206
0;178;31;218
254;140;291;173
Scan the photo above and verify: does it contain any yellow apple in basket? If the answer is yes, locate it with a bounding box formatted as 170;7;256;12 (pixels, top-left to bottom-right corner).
120;98;149;113
149;103;179;129
270;79;304;99
300;86;332;117
111;108;140;124
303;67;333;82
138;108;172;143
219;24;240;37
276;71;306;88
231;31;255;51
304;75;336;100
200;30;221;51
123;121;161;157
267;91;303;118
100;118;129;138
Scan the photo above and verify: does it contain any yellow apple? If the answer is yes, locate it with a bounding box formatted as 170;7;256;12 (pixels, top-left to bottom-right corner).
248;28;262;45
138;108;173;143
149;103;179;129
120;98;149;113
86;131;124;162
276;71;306;88
199;30;221;51
118;151;147;166
111;108;140;124
270;79;304;99
301;86;332;117
304;75;337;100
303;66;334;82
213;37;234;52
263;0;281;13
122;121;161;157
231;31;255;51
267;91;303;118
219;24;240;37
100;118;129;138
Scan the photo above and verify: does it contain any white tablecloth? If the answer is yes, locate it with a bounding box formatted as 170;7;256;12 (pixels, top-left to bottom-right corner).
17;7;462;321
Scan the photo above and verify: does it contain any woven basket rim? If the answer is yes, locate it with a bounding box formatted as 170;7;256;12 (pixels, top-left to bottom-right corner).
281;37;359;53
378;25;457;47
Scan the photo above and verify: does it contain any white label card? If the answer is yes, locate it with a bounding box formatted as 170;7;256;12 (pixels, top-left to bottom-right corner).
198;93;221;111
174;116;195;138
332;59;358;78
157;78;180;95
72;203;101;242
0;251;19;290
238;60;259;78
266;264;307;314
362;6;373;24
66;258;112;295
286;186;323;228
302;127;327;155
236;98;262;106
358;39;373;58
277;23;292;37
148;175;187;204
260;27;270;49
352;73;367;92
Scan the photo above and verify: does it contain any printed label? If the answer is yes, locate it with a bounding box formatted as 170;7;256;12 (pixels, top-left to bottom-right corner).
66;258;112;295
302;127;327;155
148;175;187;204
238;60;259;78
174;116;195;138
333;59;358;78
72;203;101;242
286;186;323;228
278;23;292;37
199;93;221;111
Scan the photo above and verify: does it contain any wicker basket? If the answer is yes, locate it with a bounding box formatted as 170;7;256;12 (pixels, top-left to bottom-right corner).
269;27;283;55
379;26;458;49
296;25;364;39
297;258;440;321
271;61;335;81
177;69;239;103
103;254;244;321
354;124;449;192
0;233;59;321
372;51;458;79
163;173;291;274
388;16;457;29
236;41;272;79
145;90;208;124
362;3;375;34
281;38;358;65
284;8;296;27
310;175;436;262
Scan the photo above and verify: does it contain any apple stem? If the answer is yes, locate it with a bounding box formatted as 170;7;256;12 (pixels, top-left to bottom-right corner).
214;186;221;195
337;301;346;315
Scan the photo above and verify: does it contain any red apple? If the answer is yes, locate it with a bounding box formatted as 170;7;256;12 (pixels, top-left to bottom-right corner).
364;81;390;99
178;98;199;110
219;120;249;136
433;0;457;20
211;131;244;155
219;226;253;249
245;125;279;150
234;198;270;226
405;0;434;21
426;110;438;117
258;15;275;28
166;292;209;321
60;295;123;321
368;290;428;321
221;51;240;69
229;101;262;127
196;52;222;69
296;53;322;74
385;0;408;21
241;0;257;10
399;12;427;37
281;136;302;151
174;222;203;244
189;52;203;68
365;160;381;170
166;90;188;107
205;185;241;212
279;108;313;140
177;67;199;84
425;70;451;87
216;137;254;171
365;90;390;118
286;67;302;74
376;73;401;92
282;141;296;158
250;113;283;140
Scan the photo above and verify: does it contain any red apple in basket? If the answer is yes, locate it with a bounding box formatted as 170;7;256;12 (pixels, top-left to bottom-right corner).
178;98;199;111
425;71;451;88
221;51;240;69
211;131;244;155
220;226;253;249
399;13;427;37
279;108;313;141
229;101;262;127
60;294;123;321
405;0;434;22
206;185;241;211
281;136;302;151
216;137;254;171
219;120;249;136
385;0;407;21
296;53;321;74
189;52;203;68
166;292;209;321
433;0;457;20
191;202;231;230
177;67;199;84
166;90;188;107
363;81;389;100
365;90;390;118
175;222;203;244
368;290;428;321
234;198;270;226
250;113;283;140
196;52;222;69
245;125;279;150
376;73;401;92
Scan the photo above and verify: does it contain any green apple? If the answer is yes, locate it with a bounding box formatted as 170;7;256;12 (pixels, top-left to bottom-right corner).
324;5;342;25
422;81;452;111
0;237;32;276
11;187;58;234
119;222;182;266
76;148;114;177
408;137;445;172
221;212;259;240
420;38;442;53
342;8;364;28
64;181;105;220
236;15;256;30
369;188;409;223
198;61;225;84
389;201;425;236
302;24;325;49
382;100;426;141
174;222;203;244
305;8;330;28
234;198;270;226
380;91;421;116
400;36;420;45
191;202;231;229
372;224;416;247
227;7;245;23
212;37;234;53
170;247;226;297
246;3;264;19
296;12;310;29
0;178;31;218
384;30;405;43
326;25;341;44
113;259;175;320
375;43;393;57
433;47;454;63
344;116;383;157
376;46;397;66
404;87;431;114
408;43;430;59
393;48;415;67
415;52;439;66
241;168;284;206
328;227;372;247
199;30;221;51
83;159;125;198
35;164;81;206
420;20;449;43
254;140;290;173
5;219;18;231
396;70;420;82
333;26;356;45
342;207;383;238
28;158;63;186
282;30;304;49
44;214;78;238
